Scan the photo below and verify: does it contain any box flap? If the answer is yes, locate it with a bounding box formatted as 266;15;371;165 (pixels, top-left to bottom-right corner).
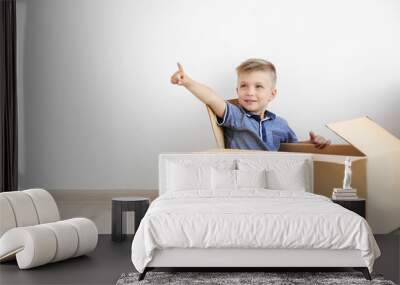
312;154;366;164
326;117;400;156
279;143;365;156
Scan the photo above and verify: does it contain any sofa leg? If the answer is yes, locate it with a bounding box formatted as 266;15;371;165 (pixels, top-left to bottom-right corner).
138;268;148;281
354;267;371;280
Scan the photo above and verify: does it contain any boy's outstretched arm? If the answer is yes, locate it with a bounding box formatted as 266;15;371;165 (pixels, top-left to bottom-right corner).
170;63;226;118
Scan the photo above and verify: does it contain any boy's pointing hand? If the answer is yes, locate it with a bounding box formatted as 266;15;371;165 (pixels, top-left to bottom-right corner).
171;62;189;86
309;131;331;149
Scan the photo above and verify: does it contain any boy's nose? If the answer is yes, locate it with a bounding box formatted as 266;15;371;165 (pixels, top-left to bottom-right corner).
247;89;255;96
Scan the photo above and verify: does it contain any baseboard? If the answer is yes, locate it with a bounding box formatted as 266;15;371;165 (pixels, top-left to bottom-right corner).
48;189;159;234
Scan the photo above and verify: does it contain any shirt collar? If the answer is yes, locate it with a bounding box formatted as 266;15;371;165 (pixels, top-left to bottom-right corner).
240;106;276;121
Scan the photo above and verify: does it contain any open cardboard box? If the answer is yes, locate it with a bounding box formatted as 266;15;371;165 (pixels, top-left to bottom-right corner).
205;103;400;234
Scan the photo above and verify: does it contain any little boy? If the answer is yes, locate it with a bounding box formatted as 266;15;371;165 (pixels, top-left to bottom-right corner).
170;58;330;151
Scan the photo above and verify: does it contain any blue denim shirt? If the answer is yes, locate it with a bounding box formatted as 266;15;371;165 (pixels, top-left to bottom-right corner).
216;102;298;151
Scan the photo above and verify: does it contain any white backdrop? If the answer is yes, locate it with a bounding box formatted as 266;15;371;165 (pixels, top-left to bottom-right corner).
16;0;400;190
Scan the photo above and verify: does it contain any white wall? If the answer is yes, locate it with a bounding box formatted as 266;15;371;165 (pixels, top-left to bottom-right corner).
17;0;400;190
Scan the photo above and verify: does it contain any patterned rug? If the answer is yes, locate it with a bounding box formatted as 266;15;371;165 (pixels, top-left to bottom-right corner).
116;271;396;285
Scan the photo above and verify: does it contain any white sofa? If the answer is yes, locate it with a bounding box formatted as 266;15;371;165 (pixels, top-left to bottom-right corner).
0;188;98;269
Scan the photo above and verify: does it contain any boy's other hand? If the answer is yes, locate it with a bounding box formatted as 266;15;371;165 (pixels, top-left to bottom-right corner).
171;62;190;86
309;131;331;149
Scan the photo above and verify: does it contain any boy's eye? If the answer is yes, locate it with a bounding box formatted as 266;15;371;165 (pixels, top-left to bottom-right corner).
256;85;263;88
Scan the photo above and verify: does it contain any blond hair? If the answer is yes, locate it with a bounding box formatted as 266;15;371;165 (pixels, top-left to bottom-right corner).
236;58;277;87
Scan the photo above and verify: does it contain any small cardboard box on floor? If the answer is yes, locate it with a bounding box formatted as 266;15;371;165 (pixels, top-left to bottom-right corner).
206;107;400;234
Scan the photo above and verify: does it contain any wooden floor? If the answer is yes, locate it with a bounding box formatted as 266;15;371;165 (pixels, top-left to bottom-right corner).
0;234;398;285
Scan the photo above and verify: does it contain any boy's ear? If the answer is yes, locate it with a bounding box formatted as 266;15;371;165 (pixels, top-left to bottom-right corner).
269;88;277;101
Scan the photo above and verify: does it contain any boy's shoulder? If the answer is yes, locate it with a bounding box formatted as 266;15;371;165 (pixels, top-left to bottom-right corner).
273;114;289;125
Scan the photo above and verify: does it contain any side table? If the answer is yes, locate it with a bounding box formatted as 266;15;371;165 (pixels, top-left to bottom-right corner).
112;197;150;242
332;198;366;218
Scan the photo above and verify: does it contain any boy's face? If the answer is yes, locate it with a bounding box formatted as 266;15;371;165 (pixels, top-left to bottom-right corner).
236;71;277;117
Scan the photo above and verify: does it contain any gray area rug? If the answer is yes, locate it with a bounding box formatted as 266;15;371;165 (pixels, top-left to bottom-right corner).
116;271;396;285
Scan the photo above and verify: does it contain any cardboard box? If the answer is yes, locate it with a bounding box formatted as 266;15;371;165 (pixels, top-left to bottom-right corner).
206;103;400;234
